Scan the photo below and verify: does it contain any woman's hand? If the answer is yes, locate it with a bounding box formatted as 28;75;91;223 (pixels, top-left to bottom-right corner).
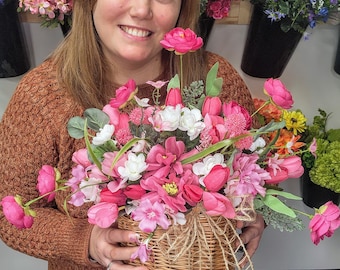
236;213;266;267
89;225;148;270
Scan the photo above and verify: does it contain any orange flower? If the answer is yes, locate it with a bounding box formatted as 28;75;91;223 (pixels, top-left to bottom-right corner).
253;98;282;123
270;129;305;155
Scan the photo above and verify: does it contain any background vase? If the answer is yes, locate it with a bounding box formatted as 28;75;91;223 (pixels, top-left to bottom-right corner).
334;27;340;75
198;12;215;48
0;0;30;78
300;168;340;208
241;4;304;78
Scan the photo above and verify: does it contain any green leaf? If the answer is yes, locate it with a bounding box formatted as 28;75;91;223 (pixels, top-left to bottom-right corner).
67;116;86;139
167;74;180;91
84;108;110;131
263;194;297;218
205;62;223;97
266;189;302;200
92;140;118;161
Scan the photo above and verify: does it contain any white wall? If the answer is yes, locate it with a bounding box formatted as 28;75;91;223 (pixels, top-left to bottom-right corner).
0;21;339;270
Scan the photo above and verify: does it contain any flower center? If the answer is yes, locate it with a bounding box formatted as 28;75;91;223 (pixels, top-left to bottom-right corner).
162;182;178;196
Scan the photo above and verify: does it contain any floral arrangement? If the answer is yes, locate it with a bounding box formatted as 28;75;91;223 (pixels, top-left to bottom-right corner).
1;27;340;267
249;0;339;33
200;0;232;19
17;0;72;28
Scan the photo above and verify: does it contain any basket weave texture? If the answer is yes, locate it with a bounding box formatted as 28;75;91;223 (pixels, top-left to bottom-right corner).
118;204;253;270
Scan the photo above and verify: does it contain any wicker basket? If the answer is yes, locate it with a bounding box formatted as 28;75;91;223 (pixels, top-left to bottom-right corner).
118;204;252;270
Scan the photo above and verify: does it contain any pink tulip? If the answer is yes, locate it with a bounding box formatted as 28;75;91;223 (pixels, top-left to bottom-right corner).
182;184;203;206
1;196;34;229
266;156;304;184
202;96;222;116
202;192;236;219
309;201;340;245
160;27;203;55
36;165;58;202
165;88;184;107
87;202;119;228
123;185;146;200
263;78;293;109
203;165;230;192
109;79;137;109
99;188;127;206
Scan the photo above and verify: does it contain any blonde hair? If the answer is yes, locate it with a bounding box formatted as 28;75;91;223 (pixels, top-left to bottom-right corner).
52;0;205;108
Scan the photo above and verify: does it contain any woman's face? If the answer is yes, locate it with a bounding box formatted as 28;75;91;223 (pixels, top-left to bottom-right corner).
93;0;181;67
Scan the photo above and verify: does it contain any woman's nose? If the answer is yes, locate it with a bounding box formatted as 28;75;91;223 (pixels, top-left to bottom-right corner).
129;0;153;19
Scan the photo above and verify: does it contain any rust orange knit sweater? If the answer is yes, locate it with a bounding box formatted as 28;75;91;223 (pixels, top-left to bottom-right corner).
0;52;255;270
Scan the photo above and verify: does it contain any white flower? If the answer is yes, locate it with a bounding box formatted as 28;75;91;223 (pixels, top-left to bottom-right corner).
192;153;226;180
178;107;205;140
134;96;150;107
79;177;102;203
92;124;115;145
149;105;181;132
118;152;148;181
249;137;266;153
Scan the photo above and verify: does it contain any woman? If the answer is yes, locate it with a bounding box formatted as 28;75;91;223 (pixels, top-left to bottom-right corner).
0;1;264;269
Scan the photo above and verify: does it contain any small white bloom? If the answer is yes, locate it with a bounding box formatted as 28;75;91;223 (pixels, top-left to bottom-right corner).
118;152;148;181
193;153;226;176
134;96;150;107
149;105;181;132
92;124;115;145
79;178;102;203
179;107;205;140
249;137;266;153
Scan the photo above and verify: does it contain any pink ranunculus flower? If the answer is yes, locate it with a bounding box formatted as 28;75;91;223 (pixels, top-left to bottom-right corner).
109;79;137;109
309;201;340;245
87;202;119;228
202;96;222;116
0;195;34;229
36;165;59;202
202;191;236;219
263;78;294;109
165;88;184;107
222;101;252;129
160;27;203;55
203;165;230;192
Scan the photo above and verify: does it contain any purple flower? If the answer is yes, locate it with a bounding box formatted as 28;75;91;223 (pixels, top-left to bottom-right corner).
131;240;152;263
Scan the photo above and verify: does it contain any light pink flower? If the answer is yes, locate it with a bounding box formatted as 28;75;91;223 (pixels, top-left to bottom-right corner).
72;148;92;167
146;80;168;89
309;201;340;245
309;137;317;157
0;195;34;229
160;27;203;55
109;79;137;109
131;240;152;263
87;202;119;228
202;191;236;218
36;165;58;202
263;78;294;109
131;199;171;233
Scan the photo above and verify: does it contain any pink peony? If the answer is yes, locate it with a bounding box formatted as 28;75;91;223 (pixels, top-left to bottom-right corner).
87;202;119;228
109;79;137;109
1;196;34;229
263;78;294;109
309;201;340;245
160;27;203;55
36;165;58;202
222;101;252;129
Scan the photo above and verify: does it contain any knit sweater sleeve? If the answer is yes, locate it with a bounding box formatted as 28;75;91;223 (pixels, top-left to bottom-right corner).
0;60;100;268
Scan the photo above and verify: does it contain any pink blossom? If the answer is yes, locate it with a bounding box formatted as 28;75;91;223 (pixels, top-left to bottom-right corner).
234;132;253;150
202;96;222;116
131;240;152;263
182;184;203;206
100;188;127;206
266;156;304;184
309;201;340;245
109;79;137;109
203;165;230;192
222;101;252;129
0;196;34;229
309;137;317;157
206;0;231;19
202;114;227;144
101;152;127;178
36;165;58;202
165;88;184;107
72;148;92;167
131;199;171;233
102;105;120;126
87;202;119;228
146;80;168;89
202;191;236;218
224;113;247;138
123;185;146;200
160;27;203;55
263;78;294;109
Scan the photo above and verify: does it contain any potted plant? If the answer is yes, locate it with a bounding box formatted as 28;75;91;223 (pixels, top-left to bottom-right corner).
241;0;339;78
301;109;340;208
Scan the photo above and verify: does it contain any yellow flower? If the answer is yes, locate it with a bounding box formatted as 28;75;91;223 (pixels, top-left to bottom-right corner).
282;110;307;135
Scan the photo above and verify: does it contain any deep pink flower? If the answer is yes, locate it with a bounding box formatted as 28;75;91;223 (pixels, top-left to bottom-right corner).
131;199;171;233
87;202;119;228
99;188;127;206
202;114;227;144
202;96;222;116
264;78;294;109
182;184;203;206
309;201;340;245
266;156;304;184
165;88;184;107
1;196;34;229
202;191;236;218
203;165;230;192
109;79;137;109
160;27;203;55
123;185;146;200
222;101;252;129
36;165;58;202
206;0;231;19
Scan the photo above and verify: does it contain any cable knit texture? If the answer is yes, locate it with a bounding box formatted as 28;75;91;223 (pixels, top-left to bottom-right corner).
0;51;255;270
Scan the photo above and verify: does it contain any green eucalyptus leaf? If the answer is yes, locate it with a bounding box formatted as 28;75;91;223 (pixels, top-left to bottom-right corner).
263;194;297;218
167;74;180;91
84;108;110;131
205;62;222;97
67;116;86;139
